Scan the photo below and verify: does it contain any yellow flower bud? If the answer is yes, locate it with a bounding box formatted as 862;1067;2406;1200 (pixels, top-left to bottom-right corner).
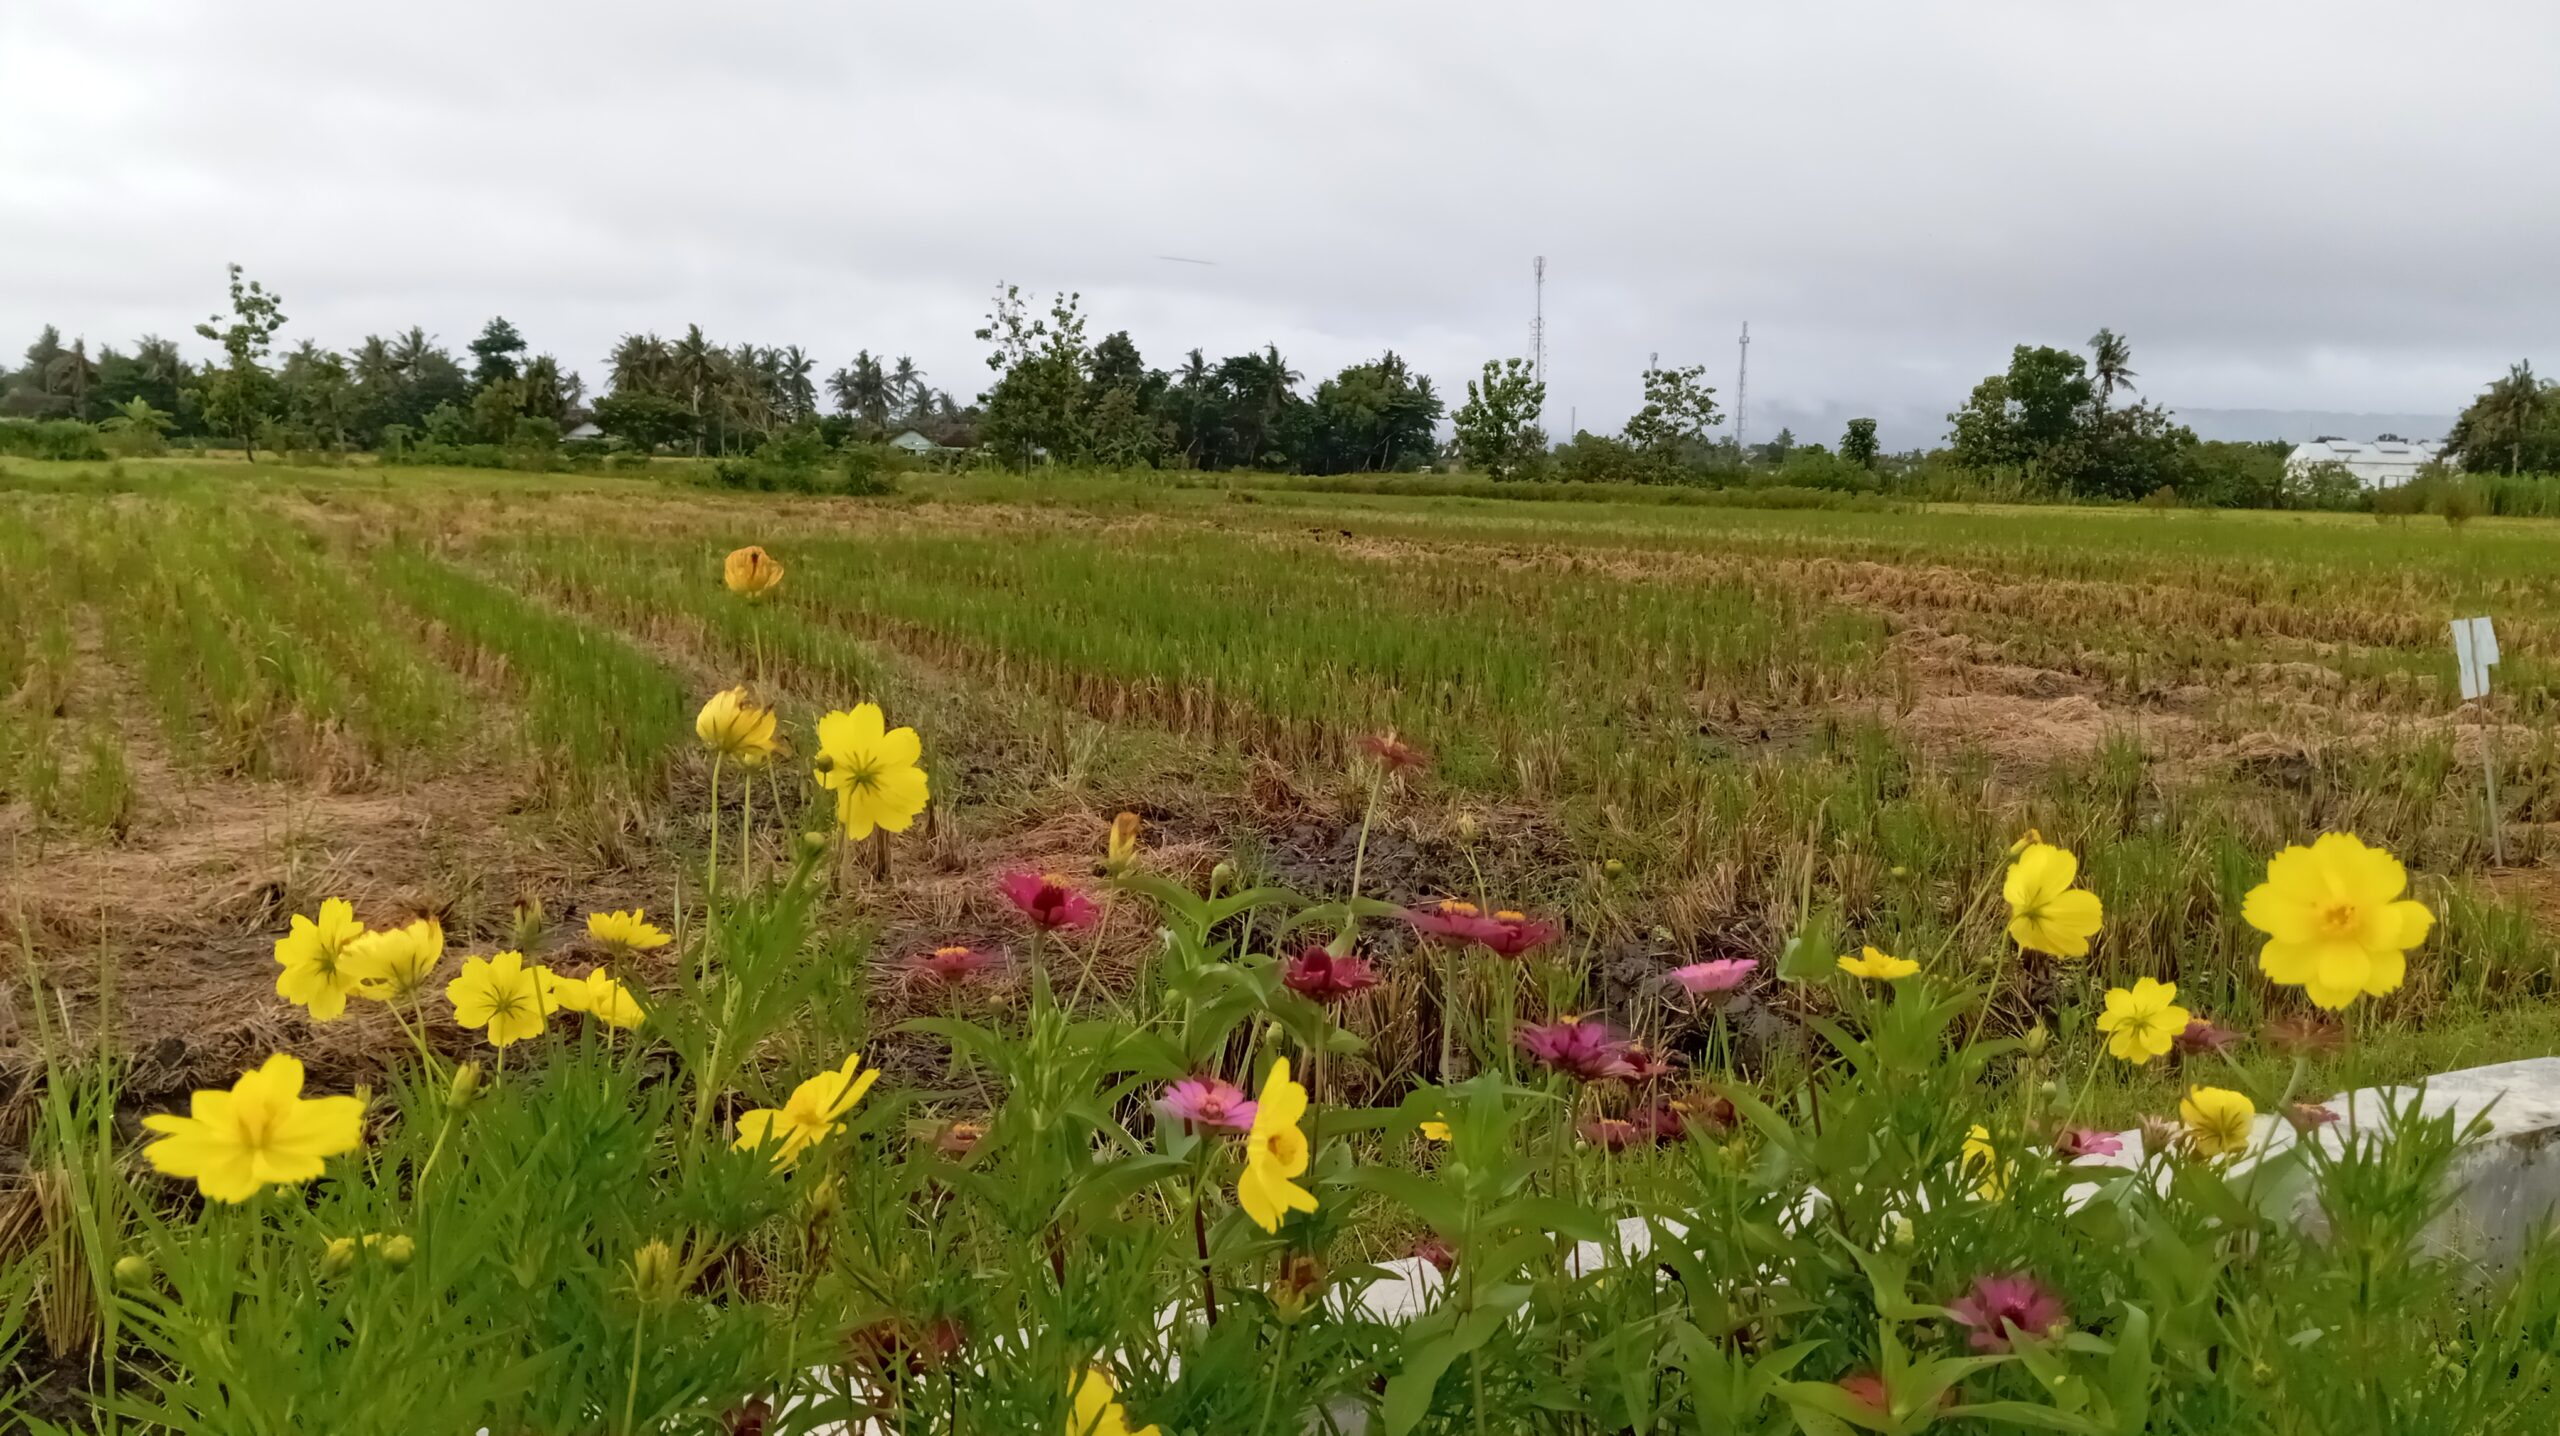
1105;812;1141;872
1603;858;1624;876
797;829;831;858
2022;1023;2051;1058
630;1239;684;1308
510;895;547;954
1454;812;1481;843
374;1234;416;1269
320;1236;359;1278
447;1061;484;1110
113;1253;152;1288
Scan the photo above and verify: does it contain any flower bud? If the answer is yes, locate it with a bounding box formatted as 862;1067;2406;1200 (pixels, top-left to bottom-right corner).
320;1236;359;1279
1105;812;1141;873
2022;1023;2051;1058
804;1173;844;1225
1271;1252;1324;1323
1454;812;1481;843
113;1253;152;1288
374;1234;416;1269
798;829;832;858
1886;1213;1915;1249
1208;860;1236;895
447;1061;484;1110
1603;858;1624;876
629;1239;684;1308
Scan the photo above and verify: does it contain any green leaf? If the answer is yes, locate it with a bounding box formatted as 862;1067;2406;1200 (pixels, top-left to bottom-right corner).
1381;1304;1510;1436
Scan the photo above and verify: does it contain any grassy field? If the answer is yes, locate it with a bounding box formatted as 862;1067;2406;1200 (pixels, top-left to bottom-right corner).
2;454;2553;1110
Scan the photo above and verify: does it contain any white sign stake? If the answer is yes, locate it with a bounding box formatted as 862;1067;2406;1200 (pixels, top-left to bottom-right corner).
2451;616;2506;865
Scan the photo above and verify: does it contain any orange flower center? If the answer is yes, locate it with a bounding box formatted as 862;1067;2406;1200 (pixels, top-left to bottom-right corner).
1438;900;1479;916
2316;901;2363;938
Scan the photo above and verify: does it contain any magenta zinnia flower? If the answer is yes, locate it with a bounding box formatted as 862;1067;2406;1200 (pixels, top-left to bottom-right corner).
1477;909;1558;959
1516;1016;1636;1082
1158;1077;1258;1134
1615;1044;1680;1085
1576;1115;1645;1152
1404;898;1500;944
2053;1126;2124;1159
1358;732;1429;774
997;871;1098;932
1411;1235;1457;1276
1668;958;1757;996
1946;1273;2069;1353
909;944;997;986
1282;947;1380;1004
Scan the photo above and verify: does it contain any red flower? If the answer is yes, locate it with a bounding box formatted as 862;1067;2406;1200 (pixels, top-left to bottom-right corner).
1359;731;1430;775
1576;1115;1646;1152
1282;947;1381;1004
1636;1089;1733;1142
1615;1044;1681;1085
2172;1017;2241;1056
1412;1235;1457;1276
2286;1101;2342;1133
1405;898;1499;943
1668;958;1757;996
1478;909;1559;959
2054;1126;2124;1159
1517;1016;1635;1082
997;871;1099;932
1946;1273;2070;1353
909;944;998;986
1158;1077;1258;1134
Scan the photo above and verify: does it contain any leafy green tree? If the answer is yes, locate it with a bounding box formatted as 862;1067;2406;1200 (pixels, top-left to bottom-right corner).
469;317;527;385
100;395;174;456
1946;375;2017;469
519;355;583;428
1299;352;1442;473
974;284;1091;469
1214;345;1301;469
279;341;358;450
1451;357;1547;480
1841;417;1880;468
190;263;288;458
2005;345;2093;450
2447;361;2558;475
591;391;694;454
1621;362;1722;471
96;335;192;431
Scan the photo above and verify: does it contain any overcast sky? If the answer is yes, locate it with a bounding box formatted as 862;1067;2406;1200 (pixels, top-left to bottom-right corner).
5;2;2553;446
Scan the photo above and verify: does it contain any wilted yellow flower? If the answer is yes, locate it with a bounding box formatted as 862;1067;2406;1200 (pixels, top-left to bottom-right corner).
1069;1367;1161;1436
695;687;779;764
1238;1058;1317;1233
629;1238;685;1307
814;702;930;841
723;544;783;598
2241;833;2433;1011
140;1054;364;1203
2003;843;2104;958
1105;811;1141;872
274;898;368;1021
586;908;672;957
2096;977;2191;1064
2006;827;2044;857
344;917;444;1003
734;1053;880;1166
2180;1086;2258;1158
1837;946;1918;981
542;966;647;1029
1961;1124;2012;1200
446;951;548;1047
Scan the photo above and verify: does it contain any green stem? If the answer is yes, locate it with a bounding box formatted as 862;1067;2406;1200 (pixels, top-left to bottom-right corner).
705;753;725;915
619;1309;647;1436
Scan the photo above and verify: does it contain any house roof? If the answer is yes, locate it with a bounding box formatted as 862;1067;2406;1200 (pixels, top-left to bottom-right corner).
2284;437;2443;488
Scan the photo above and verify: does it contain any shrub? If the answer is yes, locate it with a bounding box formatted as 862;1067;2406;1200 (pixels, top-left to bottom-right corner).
0;417;108;461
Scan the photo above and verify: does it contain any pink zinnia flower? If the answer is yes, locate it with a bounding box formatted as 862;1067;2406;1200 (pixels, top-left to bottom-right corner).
997;871;1099;932
1517;1016;1635;1082
1158;1077;1259;1134
1477;909;1559;959
1668;958;1757;996
909;944;997;986
1616;1044;1680;1085
1412;1235;1457;1275
2054;1127;2124;1160
1282;947;1381;1004
2173;1017;2241;1056
1576;1115;1646;1152
1946;1273;2070;1353
1636;1089;1734;1143
1358;732;1430;774
1404;898;1501;944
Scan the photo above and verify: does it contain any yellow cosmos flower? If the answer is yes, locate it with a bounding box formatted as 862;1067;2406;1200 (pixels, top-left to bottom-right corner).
2241;833;2433;1011
140;1054;365;1203
723;544;784;598
2096;977;2192;1065
1837;946;1919;981
1419;1115;1452;1143
2004;843;2104;958
734;1053;880;1166
814;702;930;841
1238;1058;1317;1233
1069;1367;1161;1436
274;898;368;1021
1961;1124;2012;1200
2180;1085;2257;1158
696;687;780;764
586;908;672;957
446;951;548;1047
542;966;647;1029
344;917;444;1003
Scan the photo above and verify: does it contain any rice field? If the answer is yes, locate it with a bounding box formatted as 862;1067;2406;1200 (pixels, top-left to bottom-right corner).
3;456;2557;1102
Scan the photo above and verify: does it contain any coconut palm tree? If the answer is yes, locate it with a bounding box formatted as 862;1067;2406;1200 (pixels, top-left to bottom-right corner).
670;326;718;454
2088;328;2136;412
778;345;818;421
608;333;672;397
889;355;923;417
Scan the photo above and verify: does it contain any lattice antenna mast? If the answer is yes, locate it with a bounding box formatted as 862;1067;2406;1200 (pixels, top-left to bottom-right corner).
1531;256;1548;400
1736;321;1751;458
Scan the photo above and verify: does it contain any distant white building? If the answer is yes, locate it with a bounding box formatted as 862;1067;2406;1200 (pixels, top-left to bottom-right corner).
2285;435;2443;489
888;429;943;455
562;421;603;442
